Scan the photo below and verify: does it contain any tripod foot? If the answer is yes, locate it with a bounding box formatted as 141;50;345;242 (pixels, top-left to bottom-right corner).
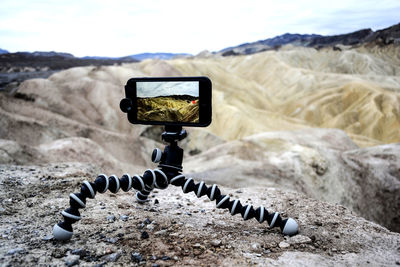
53;222;73;241
282;218;298;236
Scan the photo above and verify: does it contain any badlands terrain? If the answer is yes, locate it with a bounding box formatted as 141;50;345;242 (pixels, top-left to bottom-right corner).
0;42;399;265
137;95;199;123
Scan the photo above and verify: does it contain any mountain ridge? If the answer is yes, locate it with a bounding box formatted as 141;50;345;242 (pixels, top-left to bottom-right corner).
219;23;400;56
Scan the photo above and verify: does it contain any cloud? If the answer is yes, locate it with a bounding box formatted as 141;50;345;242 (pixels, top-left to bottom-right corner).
0;0;399;56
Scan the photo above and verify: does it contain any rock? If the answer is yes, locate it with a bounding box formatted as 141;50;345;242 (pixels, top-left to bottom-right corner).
120;215;129;221
279;241;290;248
104;252;122;262
146;224;155;231
42;235;53;241
210;239;222;247
186;129;400;233
51;248;66;258
7;248;25;255
342;143;400;232
71;248;88;258
141;231;149;239
154;229;168;236
106;215;116;222
105;237;119;244
131;252;144;263
251;243;262;253
0;163;399;266
144;218;152;224
287;235;312;245
64;254;80;267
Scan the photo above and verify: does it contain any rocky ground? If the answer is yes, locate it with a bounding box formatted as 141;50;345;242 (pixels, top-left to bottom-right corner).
0;163;399;266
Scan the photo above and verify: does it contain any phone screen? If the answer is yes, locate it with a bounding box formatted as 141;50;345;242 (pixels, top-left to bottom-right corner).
136;81;200;123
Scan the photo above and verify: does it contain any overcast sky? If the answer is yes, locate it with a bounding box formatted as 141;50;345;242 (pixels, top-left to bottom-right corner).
0;0;399;57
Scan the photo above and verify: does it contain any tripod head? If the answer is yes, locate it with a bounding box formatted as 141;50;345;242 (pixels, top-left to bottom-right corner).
151;125;187;174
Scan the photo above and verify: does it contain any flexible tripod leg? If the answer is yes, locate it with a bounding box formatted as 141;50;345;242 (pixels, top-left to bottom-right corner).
53;168;170;240
167;173;298;236
53;173;145;240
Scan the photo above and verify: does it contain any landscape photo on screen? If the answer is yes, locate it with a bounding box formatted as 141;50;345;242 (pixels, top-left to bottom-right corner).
136;81;199;123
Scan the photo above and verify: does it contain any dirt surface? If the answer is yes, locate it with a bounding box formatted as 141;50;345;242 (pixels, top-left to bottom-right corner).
0;163;399;266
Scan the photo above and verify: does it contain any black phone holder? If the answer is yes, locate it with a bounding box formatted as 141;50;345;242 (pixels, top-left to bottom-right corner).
52;125;299;241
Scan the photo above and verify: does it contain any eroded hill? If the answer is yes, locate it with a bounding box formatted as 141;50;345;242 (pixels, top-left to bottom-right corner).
137;95;199;123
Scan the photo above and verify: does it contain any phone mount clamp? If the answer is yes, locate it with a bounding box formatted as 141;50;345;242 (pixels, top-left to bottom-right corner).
52;124;299;241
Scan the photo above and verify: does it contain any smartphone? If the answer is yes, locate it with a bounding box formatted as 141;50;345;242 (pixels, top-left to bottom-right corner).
120;77;212;127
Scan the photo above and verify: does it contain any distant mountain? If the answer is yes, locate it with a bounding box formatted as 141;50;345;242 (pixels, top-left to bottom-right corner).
128;52;191;60
0;51;138;90
220;33;322;55
0;51;138;71
31;51;74;58
0;49;8;54
220;23;400;56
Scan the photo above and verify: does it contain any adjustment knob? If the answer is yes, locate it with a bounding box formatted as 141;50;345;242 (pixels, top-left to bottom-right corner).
152;148;163;163
120;98;133;113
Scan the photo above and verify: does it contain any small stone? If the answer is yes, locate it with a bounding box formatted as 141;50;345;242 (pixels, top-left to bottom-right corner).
51;248;66;258
251;243;262;252
42;235;53;241
154;199;159;204
120;215;129;221
141;231;149;239
104;252;122;262
131;252;144;263
64;255;80;267
106;215;116;222
279;241;290;248
105;237;119;244
144;218;152;224
7;248;25;255
152;264;160;267
287;235;312;245
173;256;179;261
210;239;222;247
71;248;87;258
146;224;155;231
161;256;171;260
137;223;145;229
154;230;168;236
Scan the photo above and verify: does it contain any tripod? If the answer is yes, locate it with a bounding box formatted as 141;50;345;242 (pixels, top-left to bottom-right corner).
53;126;299;241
